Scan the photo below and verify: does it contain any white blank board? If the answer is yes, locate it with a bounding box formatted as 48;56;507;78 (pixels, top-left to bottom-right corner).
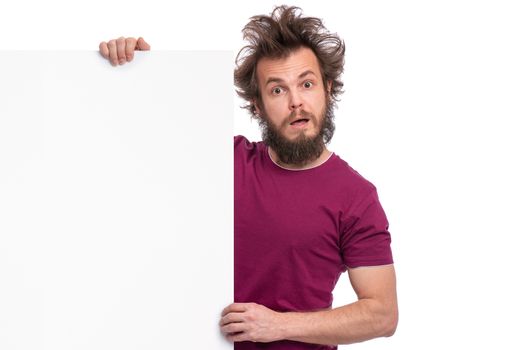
0;51;233;349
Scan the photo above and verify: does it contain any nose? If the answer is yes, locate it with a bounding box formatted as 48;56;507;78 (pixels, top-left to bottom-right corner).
288;89;303;111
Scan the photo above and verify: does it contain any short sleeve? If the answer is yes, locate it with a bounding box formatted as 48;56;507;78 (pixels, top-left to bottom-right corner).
339;188;393;268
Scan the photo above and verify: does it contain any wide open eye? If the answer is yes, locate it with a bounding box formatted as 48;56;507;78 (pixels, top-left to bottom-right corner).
304;81;313;89
272;87;283;95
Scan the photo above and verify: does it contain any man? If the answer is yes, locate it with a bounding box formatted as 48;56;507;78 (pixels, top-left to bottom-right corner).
100;6;398;349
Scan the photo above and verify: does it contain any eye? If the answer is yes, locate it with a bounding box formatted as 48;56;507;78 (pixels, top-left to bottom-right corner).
304;81;313;88
272;87;283;95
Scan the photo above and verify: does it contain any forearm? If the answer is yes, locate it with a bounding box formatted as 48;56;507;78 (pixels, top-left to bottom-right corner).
278;298;398;346
221;266;398;345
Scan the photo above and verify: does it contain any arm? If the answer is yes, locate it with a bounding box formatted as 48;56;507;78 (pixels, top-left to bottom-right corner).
220;264;398;345
281;264;398;345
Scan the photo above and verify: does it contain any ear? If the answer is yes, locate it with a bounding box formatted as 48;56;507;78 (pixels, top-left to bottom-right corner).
252;99;262;117
326;80;333;94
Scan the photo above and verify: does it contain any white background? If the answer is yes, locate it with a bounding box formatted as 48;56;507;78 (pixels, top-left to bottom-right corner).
1;0;523;348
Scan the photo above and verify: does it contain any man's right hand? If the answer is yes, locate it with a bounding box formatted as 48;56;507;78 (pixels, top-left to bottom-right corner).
99;37;150;66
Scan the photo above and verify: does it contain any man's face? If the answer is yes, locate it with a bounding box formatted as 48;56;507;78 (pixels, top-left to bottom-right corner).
254;46;334;166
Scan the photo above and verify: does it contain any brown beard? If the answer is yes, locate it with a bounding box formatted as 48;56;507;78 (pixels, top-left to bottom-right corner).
258;100;335;166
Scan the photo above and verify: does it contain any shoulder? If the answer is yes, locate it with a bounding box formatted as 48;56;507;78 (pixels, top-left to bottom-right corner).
234;135;265;155
234;135;256;148
234;135;267;167
234;135;251;148
328;153;377;196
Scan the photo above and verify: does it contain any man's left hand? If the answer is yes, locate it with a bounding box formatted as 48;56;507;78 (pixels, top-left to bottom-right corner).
220;302;284;343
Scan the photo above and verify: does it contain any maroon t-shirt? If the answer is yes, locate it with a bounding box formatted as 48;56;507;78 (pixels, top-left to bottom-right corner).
234;136;393;350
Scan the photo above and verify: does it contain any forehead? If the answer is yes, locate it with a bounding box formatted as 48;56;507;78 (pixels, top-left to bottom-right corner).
256;47;322;85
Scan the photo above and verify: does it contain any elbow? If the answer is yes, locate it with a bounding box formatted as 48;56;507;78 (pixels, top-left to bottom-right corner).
383;318;397;337
381;307;398;337
370;301;398;338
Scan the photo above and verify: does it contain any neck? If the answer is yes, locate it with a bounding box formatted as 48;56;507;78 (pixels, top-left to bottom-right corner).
268;146;332;170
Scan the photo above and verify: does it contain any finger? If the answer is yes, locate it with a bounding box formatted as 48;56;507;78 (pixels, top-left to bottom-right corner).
99;42;109;59
221;322;245;334
136;37;151;51
125;37;137;62
220;312;245;326
107;39;118;66
116;37;126;65
221;303;248;316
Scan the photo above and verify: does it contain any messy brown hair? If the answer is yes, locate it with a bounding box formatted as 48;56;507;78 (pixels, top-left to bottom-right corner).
234;5;345;119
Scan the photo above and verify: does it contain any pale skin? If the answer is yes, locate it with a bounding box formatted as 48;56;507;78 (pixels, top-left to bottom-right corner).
99;36;150;66
99;38;398;346
254;46;332;170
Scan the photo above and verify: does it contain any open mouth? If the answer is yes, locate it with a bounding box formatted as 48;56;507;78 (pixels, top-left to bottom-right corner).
290;118;309;126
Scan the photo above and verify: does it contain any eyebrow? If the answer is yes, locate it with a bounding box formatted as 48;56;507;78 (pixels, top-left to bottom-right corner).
265;70;317;87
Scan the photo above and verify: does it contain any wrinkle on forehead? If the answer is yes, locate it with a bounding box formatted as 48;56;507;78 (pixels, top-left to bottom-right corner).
257;47;322;85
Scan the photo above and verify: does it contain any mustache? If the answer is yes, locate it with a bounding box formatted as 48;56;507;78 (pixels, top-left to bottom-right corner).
285;109;316;125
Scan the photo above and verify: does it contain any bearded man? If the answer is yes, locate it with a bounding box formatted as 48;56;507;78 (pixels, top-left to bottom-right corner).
100;5;398;350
